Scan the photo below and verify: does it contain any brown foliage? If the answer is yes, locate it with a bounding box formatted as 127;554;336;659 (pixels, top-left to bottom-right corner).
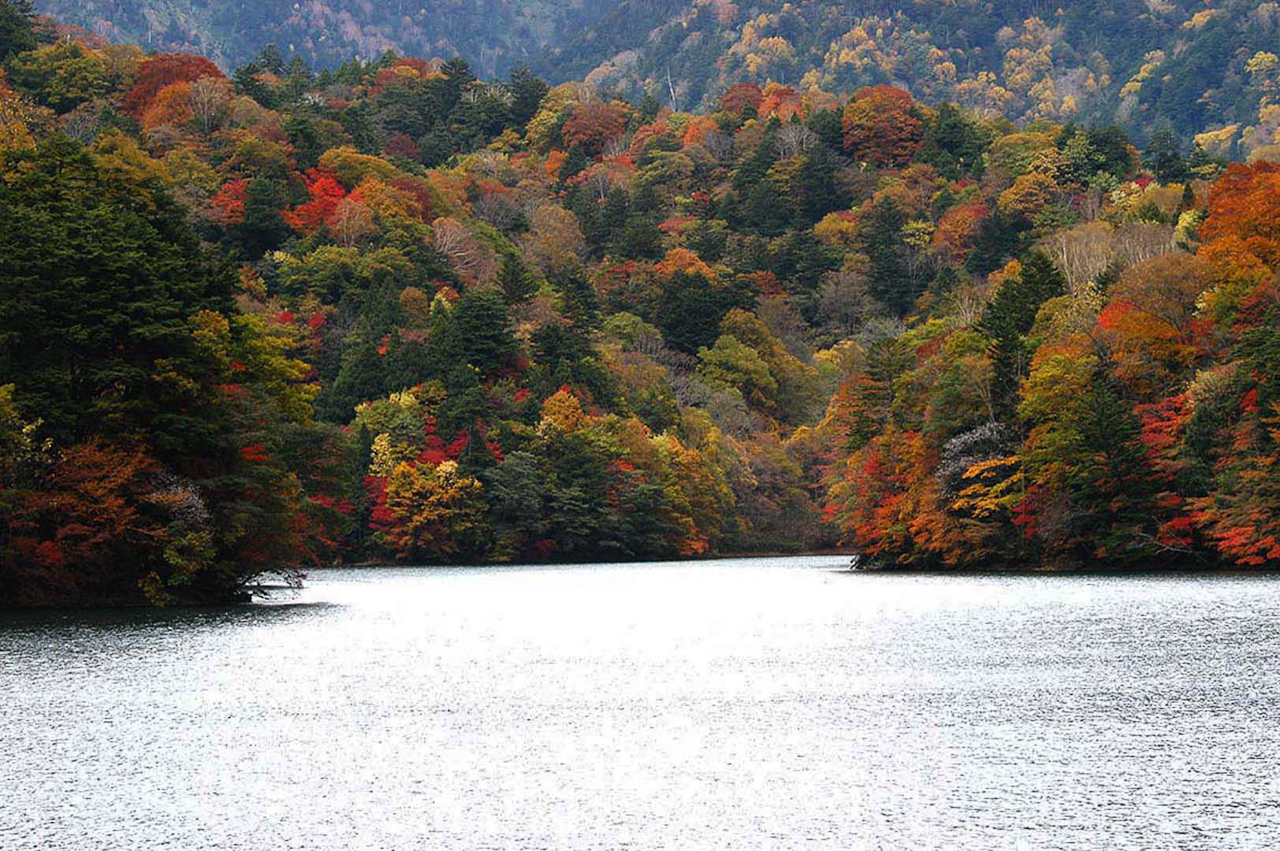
561;101;628;158
6;440;170;604
124;54;223;120
842;85;924;168
719;82;762;114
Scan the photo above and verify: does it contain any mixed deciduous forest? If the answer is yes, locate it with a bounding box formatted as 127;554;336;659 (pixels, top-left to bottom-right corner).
2;0;1279;606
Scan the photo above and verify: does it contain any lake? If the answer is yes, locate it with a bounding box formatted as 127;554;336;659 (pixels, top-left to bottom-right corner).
3;556;1279;849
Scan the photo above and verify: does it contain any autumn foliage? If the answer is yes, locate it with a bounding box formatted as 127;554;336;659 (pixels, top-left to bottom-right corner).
719;82;762;114
842;85;924;168
561;101;628;157
124;53;223;119
1199;161;1280;278
3;11;1280;610
283;168;348;234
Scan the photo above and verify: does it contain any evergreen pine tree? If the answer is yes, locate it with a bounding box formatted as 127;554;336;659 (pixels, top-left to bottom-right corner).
507;64;549;130
1143;124;1189;183
456;287;517;374
980;251;1066;414
323;327;386;422
859;198;914;315
257;42;286;74
496;252;538;304
0;0;36;62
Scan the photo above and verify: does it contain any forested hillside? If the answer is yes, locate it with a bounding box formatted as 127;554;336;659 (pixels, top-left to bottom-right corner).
31;0;607;77
2;0;1279;606
539;0;1280;149
33;0;1280;151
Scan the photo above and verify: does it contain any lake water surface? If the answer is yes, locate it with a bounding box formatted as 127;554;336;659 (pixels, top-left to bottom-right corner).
3;556;1280;849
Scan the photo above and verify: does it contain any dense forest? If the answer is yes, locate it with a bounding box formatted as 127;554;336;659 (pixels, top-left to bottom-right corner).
33;0;1280;149
1;0;1279;606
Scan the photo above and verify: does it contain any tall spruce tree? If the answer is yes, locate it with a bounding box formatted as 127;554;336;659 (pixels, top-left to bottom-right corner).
980;251;1066;414
0;0;35;62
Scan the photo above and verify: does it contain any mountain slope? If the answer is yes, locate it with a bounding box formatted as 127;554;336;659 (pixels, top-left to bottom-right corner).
538;0;1279;147
34;0;1280;148
33;0;605;77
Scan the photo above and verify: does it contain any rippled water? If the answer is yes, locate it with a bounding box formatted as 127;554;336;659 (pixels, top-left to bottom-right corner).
3;557;1280;849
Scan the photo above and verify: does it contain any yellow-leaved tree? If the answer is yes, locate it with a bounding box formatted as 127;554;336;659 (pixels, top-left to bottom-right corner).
382;461;489;562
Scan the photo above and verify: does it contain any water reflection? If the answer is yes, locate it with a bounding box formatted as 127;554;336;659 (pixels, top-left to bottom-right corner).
3;556;1279;851
0;598;338;646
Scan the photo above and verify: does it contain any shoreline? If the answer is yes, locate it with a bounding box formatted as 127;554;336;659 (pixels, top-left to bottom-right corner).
8;553;1280;612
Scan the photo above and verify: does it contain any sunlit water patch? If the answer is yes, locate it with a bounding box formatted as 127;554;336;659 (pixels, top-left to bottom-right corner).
4;557;1279;849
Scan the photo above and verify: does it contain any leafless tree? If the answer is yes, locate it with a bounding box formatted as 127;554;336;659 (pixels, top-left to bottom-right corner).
776;123;819;159
1113;221;1176;267
818;267;886;339
189;76;231;134
603;136;630;159
1039;221;1115;293
331;198;375;248
701;130;735;163
471;192;524;234
60;102;103;142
